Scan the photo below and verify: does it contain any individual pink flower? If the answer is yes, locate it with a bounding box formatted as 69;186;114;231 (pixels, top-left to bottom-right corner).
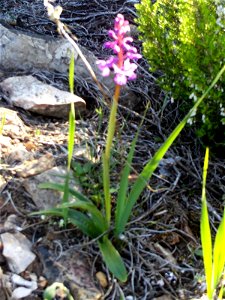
96;14;141;86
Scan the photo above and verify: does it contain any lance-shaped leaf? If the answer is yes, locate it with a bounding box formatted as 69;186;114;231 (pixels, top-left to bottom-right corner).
200;147;213;298
39;182;91;203
115;65;225;236
58;200;108;233
213;206;225;290
98;236;127;282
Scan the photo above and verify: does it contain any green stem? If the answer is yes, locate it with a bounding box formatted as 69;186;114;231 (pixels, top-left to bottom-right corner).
103;85;120;225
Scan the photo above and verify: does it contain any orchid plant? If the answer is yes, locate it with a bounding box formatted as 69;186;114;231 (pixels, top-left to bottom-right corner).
96;14;142;226
32;7;225;283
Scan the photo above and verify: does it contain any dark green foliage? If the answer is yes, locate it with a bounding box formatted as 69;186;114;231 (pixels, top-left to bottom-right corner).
136;0;225;146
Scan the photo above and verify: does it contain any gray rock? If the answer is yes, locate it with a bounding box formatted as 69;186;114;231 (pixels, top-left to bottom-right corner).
1;215;36;274
0;75;86;118
23;166;82;209
0;23;137;108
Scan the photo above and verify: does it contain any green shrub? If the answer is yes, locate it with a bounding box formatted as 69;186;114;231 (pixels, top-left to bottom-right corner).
135;0;225;146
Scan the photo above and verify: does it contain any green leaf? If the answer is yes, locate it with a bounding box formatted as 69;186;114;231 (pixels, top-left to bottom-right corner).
58;200;108;233
68;50;75;170
68;107;75;168
200;147;213;298
218;271;225;300
30;207;103;239
68;209;102;238
116;65;225;236
69;51;75;94
98;237;127;282
38;182;91;203
103;98;119;225
115;103;149;237
30;208;64;217
201;189;213;297
200;148;225;297
115;134;138;237
102;152;111;224
213;206;225;290
61;171;70;223
37;180;108;237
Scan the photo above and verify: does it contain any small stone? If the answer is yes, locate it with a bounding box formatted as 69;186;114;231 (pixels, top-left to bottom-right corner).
1;232;36;274
11;274;37;290
3;124;22;138
7;144;34;165
0;136;12;149
96;271;108;288
11;286;35;299
126;296;135;300
38;276;48;289
14;152;55;178
24;141;36;151
2;215;36;274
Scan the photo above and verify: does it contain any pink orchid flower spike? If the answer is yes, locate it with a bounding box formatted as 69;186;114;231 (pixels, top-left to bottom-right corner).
96;14;142;86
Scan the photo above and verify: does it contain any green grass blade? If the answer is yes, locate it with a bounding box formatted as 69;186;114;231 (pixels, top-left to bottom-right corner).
218;271;225;300
61;171;70;223
201;201;212;296
68;209;102;238
213;206;225;290
200;147;213;298
69;51;75;94
58;200;108;232
98;236;127;282
115;135;138;237
68;50;75;169
62;51;75;221
68;108;75;169
30;208;64;217
115;65;225;236
38;182;91;203
38;181;107;232
102;152;111;224
115;104;148;237
30;208;103;239
38;180;108;232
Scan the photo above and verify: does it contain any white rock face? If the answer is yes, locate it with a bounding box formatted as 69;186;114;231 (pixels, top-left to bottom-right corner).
0;75;86;118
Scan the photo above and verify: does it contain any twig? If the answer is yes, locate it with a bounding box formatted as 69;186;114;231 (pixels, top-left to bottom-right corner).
43;0;111;105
